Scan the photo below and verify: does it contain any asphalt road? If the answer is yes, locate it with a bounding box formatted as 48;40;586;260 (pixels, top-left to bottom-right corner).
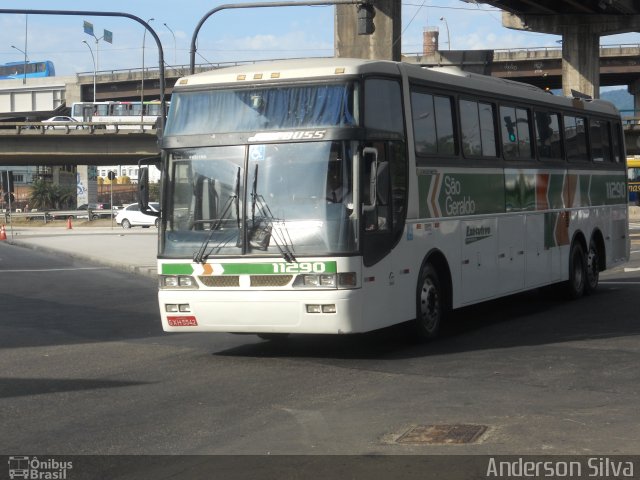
1;231;640;478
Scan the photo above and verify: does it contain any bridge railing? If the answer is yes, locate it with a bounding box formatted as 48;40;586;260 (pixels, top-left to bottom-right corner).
3;209;119;223
76;56;329;81
0;121;158;134
494;43;640;56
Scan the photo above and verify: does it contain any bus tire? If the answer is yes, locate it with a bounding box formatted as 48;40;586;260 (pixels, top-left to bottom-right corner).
585;237;600;295
566;241;586;299
414;263;448;340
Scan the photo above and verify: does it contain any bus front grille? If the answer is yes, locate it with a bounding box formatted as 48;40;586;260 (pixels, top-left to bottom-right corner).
199;275;240;287
250;275;293;287
197;275;293;287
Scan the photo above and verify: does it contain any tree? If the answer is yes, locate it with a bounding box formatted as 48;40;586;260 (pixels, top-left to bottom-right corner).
29;180;75;210
149;182;160;202
29;179;56;210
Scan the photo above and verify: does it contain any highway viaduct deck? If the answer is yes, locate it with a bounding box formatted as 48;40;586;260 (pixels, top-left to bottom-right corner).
0;124;159;166
1;119;640;166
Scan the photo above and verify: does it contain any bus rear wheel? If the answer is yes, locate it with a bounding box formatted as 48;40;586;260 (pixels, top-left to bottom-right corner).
566;242;586;299
585;238;599;295
414;263;448;340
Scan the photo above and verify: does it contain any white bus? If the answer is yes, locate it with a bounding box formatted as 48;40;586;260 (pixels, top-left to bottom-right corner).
147;58;629;340
71;101;167;129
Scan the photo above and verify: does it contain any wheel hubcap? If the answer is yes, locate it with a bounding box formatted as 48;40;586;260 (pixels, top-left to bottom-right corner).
420;279;439;331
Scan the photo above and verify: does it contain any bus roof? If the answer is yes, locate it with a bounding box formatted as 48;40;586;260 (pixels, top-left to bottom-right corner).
174;57;620;117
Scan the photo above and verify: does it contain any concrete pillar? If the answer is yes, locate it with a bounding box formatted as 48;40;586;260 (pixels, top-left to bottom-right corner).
561;26;600;99
502;13;640;99
628;79;640;116
335;0;401;61
76;165;98;207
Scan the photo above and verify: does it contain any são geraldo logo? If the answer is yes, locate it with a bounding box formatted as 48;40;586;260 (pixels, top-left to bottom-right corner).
8;456;73;479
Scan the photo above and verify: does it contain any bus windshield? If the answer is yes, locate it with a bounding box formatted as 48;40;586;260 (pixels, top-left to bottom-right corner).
163;141;358;258
164;82;358;136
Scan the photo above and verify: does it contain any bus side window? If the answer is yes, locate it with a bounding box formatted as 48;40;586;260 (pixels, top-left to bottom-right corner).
534;111;562;160
590;119;611;163
460;99;496;157
612;122;624;163
410;90;456;158
501;106;533;159
564;115;588;162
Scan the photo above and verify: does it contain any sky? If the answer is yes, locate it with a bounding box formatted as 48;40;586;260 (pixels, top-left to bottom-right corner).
1;0;639;81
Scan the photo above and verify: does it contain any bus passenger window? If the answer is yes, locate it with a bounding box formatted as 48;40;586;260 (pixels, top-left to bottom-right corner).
534;111;562;160
590;119;611;162
612;123;623;163
410;91;455;157
564;115;588;161
460;99;496;157
364;78;403;134
500;106;532;159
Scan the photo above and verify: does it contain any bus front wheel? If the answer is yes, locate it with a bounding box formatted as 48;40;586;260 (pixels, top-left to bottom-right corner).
566;242;586;299
414;263;448;340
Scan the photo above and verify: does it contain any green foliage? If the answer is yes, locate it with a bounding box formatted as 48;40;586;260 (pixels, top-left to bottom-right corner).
29;180;75;210
149;182;160;202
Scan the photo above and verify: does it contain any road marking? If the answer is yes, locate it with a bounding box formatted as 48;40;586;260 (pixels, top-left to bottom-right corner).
0;267;109;273
624;267;640;272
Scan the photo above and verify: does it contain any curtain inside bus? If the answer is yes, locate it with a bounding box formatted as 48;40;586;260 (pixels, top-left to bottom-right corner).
165;83;357;136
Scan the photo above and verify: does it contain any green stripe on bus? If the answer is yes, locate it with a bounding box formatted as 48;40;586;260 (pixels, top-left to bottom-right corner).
162;264;194;275
221;261;337;275
161;261;338;275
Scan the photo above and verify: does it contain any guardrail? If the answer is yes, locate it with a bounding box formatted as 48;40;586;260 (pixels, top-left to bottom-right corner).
0;121;158;134
3;209;118;223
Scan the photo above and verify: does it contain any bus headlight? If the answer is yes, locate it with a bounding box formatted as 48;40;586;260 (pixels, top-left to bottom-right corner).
338;272;357;288
293;273;336;288
293;272;357;289
159;275;199;289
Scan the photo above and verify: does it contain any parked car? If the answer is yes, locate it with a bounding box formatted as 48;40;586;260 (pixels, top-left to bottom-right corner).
115;202;160;229
77;203;113;219
42;116;82;130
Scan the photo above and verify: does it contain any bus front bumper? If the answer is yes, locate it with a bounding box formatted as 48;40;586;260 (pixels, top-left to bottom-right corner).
159;288;365;334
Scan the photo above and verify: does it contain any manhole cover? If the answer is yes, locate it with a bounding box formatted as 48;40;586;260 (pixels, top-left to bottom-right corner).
396;424;487;445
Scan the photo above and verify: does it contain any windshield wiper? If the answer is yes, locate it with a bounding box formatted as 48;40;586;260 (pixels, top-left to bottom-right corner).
193;167;240;263
250;164;296;263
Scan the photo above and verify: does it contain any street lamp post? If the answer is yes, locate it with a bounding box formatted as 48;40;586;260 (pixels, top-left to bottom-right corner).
141;17;155;124
10;45;28;84
164;23;176;65
440;16;451;51
83;20;113;72
82;40;96;102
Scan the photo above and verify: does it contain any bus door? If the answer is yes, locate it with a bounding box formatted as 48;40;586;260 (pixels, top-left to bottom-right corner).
82;105;94;122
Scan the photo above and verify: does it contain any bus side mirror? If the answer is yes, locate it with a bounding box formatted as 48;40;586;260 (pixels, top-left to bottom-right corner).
362;147;378;207
139;167;150;211
137;157;161;217
376;161;389;205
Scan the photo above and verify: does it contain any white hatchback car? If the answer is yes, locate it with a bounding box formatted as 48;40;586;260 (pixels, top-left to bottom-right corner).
42;116;83;130
115;202;160;229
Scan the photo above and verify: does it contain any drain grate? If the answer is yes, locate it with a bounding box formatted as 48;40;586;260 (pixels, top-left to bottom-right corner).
396;424;487;445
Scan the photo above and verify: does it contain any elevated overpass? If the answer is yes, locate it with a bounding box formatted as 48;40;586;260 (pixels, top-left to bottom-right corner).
407;44;640;91
476;0;640;99
1;116;640;165
0;122;159;165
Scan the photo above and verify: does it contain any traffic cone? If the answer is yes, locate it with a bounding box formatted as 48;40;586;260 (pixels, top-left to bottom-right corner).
66;217;73;230
0;224;6;241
